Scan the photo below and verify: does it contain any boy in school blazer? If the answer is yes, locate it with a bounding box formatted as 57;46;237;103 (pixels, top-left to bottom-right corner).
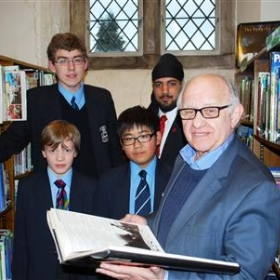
12;120;98;280
0;33;124;179
96;106;171;220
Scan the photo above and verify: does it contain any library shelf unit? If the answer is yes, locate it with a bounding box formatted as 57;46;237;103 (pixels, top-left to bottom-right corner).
235;45;280;167
0;55;51;232
236;43;280;279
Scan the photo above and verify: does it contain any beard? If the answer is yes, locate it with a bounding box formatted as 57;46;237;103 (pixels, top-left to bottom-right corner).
158;95;177;112
159;102;177;113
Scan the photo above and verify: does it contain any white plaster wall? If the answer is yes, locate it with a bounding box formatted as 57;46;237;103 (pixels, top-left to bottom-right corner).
237;0;280;24
260;0;280;22
236;0;261;24
0;0;69;66
0;1;40;64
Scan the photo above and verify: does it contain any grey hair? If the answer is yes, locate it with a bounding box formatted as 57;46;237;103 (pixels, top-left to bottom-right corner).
177;74;240;110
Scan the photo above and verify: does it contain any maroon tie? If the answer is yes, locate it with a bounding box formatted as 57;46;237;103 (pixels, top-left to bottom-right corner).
157;115;167;156
160;115;167;136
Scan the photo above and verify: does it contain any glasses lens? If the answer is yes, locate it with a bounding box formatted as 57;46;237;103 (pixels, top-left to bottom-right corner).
202;107;219;118
180;109;195;120
138;134;151;143
122;138;133;146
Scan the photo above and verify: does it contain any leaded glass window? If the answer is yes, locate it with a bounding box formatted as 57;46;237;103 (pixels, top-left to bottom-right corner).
71;0;234;69
164;0;217;53
88;0;142;55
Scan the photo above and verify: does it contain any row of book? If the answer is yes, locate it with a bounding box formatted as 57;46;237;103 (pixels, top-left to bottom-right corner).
0;163;10;213
14;143;33;177
0;64;55;124
239;52;280;143
239;75;254;122
0;230;13;280
256;52;280;142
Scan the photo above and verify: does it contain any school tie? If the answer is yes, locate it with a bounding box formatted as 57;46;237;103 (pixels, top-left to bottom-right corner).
160;115;167;135
135;170;151;215
71;96;79;110
156;115;167;156
55;179;69;210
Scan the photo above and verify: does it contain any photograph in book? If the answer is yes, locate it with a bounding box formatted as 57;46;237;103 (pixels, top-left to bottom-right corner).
47;208;240;275
4;70;27;121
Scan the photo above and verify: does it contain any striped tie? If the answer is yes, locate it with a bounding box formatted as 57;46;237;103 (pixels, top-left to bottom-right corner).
71;96;79;110
135;170;151;215
54;179;69;210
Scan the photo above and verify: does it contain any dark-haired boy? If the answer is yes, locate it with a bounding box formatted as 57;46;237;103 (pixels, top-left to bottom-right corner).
96;106;171;219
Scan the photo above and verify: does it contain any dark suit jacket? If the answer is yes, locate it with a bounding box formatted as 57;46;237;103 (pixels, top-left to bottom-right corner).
148;102;187;168
160;114;187;167
12;170;98;280
95;159;172;219
150;136;280;279
0;84;124;177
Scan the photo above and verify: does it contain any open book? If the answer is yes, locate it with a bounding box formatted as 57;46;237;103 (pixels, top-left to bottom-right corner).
47;208;240;274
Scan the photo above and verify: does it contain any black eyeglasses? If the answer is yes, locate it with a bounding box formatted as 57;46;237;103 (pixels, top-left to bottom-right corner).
121;133;155;146
54;56;85;66
179;104;232;120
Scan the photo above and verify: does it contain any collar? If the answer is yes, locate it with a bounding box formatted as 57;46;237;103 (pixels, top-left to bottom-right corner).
180;134;234;170
58;82;85;108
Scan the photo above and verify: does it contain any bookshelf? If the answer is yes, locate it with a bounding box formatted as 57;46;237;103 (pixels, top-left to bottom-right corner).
235;45;280;167
0;55;52;232
235;39;280;278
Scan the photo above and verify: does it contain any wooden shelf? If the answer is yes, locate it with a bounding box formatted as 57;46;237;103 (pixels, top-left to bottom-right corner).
0;55;47;72
254;135;280;156
0;204;12;216
240;120;253;127
236;45;280;74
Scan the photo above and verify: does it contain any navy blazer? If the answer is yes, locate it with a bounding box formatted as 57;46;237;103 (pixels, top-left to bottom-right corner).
12;171;98;280
95;159;172;220
150;136;280;279
0;83;124;177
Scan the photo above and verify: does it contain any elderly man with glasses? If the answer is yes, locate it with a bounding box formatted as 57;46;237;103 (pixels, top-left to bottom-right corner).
97;73;280;280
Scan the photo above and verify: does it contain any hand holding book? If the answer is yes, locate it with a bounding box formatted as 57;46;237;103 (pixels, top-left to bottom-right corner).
97;261;166;280
119;213;148;225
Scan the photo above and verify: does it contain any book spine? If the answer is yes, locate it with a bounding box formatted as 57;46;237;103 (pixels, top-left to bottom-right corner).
270;52;280;141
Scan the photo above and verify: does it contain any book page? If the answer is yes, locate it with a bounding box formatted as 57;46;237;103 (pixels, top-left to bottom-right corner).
47;208;163;261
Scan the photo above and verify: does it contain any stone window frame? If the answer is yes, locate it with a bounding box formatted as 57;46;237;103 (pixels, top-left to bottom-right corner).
70;0;236;70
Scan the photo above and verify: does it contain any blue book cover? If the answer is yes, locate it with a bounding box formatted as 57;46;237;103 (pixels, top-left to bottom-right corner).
0;163;5;212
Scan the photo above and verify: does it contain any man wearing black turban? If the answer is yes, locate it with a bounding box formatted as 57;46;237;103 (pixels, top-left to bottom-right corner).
148;53;187;168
